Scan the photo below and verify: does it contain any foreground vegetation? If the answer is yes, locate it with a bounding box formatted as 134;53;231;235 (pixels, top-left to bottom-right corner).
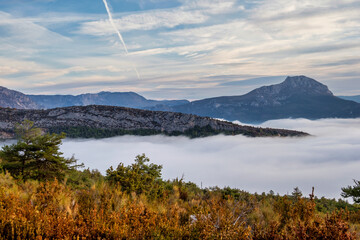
0;166;359;239
0;121;359;239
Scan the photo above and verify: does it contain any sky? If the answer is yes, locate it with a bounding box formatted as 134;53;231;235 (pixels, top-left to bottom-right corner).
51;118;359;200
0;0;359;100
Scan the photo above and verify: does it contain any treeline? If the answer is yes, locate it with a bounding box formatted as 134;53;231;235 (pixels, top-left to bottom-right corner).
48;126;163;139
0;121;359;239
48;125;236;139
47;124;300;139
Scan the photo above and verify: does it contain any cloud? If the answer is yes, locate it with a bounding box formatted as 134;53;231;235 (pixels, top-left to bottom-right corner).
78;9;208;35
78;0;242;35
27;13;101;25
249;0;360;43
1;0;360;98
0;11;71;48
127;0;360;92
24;76;133;93
218;76;286;87
43;118;360;200
313;58;360;67
250;0;360;20
180;0;242;14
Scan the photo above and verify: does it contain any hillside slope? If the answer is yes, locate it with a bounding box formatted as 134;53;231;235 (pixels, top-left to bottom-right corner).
0;105;307;139
0;86;39;109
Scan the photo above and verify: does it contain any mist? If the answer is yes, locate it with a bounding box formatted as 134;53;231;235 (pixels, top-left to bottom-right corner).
1;118;359;199
56;118;360;199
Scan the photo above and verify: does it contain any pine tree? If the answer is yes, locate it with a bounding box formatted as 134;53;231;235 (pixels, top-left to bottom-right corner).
0;120;82;181
341;180;360;203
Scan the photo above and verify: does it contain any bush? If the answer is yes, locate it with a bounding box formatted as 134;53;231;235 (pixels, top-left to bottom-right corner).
106;154;164;199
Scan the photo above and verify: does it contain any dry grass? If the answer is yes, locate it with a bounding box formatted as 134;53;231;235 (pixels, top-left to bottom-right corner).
0;174;357;240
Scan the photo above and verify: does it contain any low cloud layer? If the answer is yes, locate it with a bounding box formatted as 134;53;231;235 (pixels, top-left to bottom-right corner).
1;118;357;199
56;118;360;199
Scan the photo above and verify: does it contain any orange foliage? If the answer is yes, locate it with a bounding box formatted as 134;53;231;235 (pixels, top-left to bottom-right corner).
0;175;357;239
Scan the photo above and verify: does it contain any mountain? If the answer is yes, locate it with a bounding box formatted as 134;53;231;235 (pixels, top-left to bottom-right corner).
1;75;359;124
0;105;307;139
338;95;360;103
162;76;360;123
0;86;39;109
28;92;189;109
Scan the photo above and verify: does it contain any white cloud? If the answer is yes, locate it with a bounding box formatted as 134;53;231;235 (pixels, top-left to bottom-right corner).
126;0;360;89
0;11;71;48
181;0;241;14
251;0;359;19
77;0;243;35
78;9;208;35
26;12;101;26
0;57;44;77
1;0;360;97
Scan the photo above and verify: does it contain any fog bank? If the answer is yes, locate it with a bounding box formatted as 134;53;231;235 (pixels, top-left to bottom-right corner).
1;118;359;199
58;118;360;199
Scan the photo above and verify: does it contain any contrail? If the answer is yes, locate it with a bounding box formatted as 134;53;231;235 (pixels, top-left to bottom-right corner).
102;0;141;80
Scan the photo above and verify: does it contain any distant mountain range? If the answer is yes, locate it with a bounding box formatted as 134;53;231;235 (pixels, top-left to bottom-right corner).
338;95;360;103
0;86;188;110
0;75;359;123
28;92;189;110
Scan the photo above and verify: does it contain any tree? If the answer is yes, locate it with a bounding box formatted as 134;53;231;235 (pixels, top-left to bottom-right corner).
14;119;43;141
106;154;163;198
341;180;360;203
0;120;82;181
291;187;303;199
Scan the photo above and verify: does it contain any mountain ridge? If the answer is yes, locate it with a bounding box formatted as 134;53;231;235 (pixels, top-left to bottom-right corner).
28;91;189;109
1;75;360;123
0;105;307;139
0;86;39;109
159;76;360;123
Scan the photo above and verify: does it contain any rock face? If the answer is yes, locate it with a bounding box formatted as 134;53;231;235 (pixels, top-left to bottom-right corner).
247;76;333;104
28;92;189;109
0;87;39;109
0;105;307;139
166;76;360;123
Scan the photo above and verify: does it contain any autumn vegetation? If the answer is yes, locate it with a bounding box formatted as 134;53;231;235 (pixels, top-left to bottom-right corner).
0;121;359;239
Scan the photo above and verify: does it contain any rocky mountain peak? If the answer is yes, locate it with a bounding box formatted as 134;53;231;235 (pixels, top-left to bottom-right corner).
248;75;333;99
281;76;333;96
238;76;335;108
